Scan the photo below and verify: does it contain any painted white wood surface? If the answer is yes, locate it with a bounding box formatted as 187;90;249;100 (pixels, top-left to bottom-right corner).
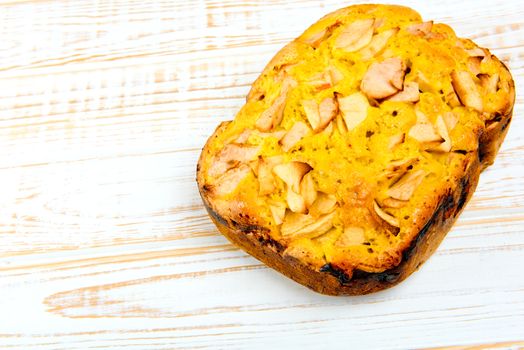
0;0;523;349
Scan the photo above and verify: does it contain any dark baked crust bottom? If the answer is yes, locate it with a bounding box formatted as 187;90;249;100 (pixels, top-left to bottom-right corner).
200;152;480;295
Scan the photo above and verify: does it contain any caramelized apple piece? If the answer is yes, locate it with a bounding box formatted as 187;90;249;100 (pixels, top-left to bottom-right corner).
258;156;283;195
337;91;369;131
309;192;338;217
212;164;252;197
302;28;327;48
208;144;261;177
468;56;482;76
479;73;499;95
382;197;408;208
387;81;420;103
384;158;418;179
465;47;486;57
445;89;463;108
303;99;320;130
334;19;374;52
319;97;338;129
302;21;341;48
300;172;317;208
387;169;426;201
432;115;452;152
359;28;399;60
307;70;332;91
443;111;459;131
408;111;442;143
414;71;435;93
303;97;338;132
406;21;433;35
273;161;312;193
280;122;311;152
373;200;399;227
307;65;344;90
328;65;345;85
281;211;336;239
255;79;295;131
234;129;251;143
361;58;406;99
287;190;307;213
281;212;315;237
451;70;483;112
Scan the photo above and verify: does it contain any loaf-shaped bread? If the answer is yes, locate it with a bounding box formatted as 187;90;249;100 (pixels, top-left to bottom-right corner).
196;4;515;295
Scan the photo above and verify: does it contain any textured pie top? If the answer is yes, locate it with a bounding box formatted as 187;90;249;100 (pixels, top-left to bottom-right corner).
198;5;514;276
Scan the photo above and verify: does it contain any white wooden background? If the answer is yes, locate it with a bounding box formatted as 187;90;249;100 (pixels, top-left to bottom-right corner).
0;0;523;349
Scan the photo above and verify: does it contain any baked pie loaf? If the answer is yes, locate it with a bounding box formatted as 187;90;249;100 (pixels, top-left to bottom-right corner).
196;4;515;295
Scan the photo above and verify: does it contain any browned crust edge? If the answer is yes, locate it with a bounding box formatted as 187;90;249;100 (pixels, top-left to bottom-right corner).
478;60;515;170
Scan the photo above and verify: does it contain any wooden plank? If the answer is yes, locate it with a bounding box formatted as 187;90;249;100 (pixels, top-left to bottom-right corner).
0;0;523;349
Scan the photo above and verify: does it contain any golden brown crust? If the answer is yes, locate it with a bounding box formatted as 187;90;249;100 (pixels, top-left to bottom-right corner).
478;60;515;169
196;4;515;295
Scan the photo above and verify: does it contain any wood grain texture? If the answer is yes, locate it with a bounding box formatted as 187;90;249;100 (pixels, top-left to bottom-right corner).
0;0;523;349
